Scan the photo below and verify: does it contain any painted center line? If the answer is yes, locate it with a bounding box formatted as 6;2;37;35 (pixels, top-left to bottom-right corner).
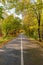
21;35;24;65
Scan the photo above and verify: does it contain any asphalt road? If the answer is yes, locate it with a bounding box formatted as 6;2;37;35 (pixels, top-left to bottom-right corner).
0;33;43;65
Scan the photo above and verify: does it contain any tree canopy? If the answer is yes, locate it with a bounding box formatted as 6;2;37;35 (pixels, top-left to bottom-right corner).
0;0;43;41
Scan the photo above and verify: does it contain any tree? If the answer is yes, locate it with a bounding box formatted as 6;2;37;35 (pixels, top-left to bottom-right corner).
12;0;43;41
23;13;38;39
1;0;43;41
0;6;4;36
30;0;43;41
0;6;4;19
2;15;21;36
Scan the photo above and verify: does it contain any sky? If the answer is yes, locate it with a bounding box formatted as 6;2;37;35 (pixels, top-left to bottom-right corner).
6;8;22;19
0;3;3;6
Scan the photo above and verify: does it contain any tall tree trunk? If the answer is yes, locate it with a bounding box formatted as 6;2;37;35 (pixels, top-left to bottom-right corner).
38;18;41;41
42;25;43;39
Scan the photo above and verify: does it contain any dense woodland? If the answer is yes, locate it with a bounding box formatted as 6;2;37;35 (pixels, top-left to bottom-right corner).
0;0;43;42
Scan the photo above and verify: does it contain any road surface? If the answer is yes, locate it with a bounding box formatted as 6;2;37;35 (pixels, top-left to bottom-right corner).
0;33;43;65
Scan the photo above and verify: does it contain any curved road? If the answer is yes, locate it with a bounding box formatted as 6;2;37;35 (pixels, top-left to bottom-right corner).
0;34;43;65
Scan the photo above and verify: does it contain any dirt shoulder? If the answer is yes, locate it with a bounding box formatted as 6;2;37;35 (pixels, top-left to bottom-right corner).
29;38;43;48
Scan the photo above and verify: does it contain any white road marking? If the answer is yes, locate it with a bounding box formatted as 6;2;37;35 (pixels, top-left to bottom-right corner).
21;35;24;65
16;38;28;39
0;49;5;52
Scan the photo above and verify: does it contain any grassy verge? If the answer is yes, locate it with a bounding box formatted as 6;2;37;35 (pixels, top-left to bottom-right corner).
0;36;15;48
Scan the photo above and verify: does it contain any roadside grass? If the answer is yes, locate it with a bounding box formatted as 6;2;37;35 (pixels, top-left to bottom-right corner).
0;36;14;43
0;36;15;48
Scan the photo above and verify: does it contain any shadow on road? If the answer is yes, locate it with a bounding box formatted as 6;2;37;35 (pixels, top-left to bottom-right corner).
0;48;21;65
23;47;43;65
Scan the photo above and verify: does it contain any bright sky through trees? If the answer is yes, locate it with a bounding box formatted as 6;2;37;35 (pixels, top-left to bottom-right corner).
0;2;22;19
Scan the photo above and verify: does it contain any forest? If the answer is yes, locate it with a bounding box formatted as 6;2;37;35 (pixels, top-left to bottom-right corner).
0;0;43;46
